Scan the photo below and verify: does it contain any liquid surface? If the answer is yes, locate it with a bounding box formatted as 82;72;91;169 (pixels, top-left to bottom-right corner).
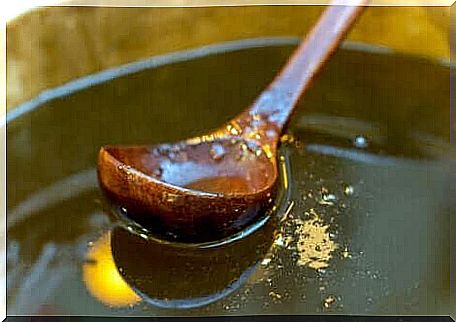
184;176;252;194
7;38;454;316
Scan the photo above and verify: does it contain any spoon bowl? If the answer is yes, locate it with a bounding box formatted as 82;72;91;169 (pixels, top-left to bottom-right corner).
98;136;278;241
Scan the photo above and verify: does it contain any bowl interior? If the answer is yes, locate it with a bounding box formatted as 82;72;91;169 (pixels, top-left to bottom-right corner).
6;38;454;315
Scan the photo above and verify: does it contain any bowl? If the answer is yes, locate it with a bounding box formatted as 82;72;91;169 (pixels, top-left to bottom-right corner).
6;5;454;316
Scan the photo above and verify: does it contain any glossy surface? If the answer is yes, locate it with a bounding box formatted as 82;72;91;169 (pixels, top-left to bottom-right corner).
7;39;454;315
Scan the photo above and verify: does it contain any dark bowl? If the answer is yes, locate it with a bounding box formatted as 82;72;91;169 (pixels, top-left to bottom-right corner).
6;37;454;316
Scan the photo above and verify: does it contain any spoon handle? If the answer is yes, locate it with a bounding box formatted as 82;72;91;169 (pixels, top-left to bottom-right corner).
246;0;368;137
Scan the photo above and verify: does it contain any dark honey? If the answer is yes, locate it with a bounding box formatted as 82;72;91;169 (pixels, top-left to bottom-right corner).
7;39;453;315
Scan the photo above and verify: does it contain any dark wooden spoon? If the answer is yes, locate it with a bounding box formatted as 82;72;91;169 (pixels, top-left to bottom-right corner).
98;1;367;242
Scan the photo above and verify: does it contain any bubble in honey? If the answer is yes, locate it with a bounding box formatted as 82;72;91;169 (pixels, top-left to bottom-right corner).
227;122;242;136
209;143;226;161
236;142;249;161
353;135;368;148
343;185;354;196
341;246;352;259
261;258;272;266
246;140;262;156
323;295;337;308
319;191;337;206
268;291;282;301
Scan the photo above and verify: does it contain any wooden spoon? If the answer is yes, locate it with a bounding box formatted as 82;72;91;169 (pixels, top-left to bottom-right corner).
98;0;368;243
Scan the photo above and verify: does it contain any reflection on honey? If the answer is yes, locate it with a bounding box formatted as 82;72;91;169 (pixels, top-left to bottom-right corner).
82;232;141;307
